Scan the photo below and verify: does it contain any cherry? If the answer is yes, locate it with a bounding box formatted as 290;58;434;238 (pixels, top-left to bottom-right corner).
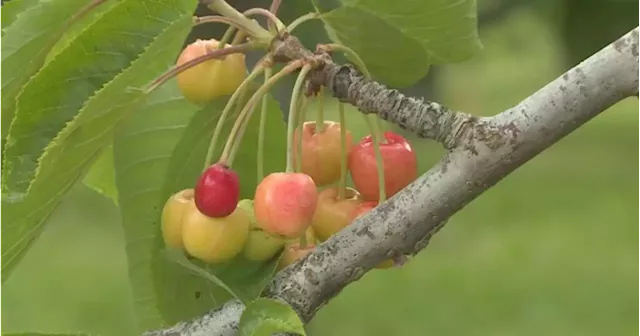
254;172;318;238
311;187;362;242
176;39;247;105
244;229;285;262
351;201;394;269
181;200;250;263
238;199;285;261
277;243;316;271
194;163;240;218
286;227;317;246
293;121;353;186
348;131;417;201
161;188;195;249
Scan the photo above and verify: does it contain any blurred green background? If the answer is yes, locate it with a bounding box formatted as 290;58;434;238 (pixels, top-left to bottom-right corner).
2;2;638;336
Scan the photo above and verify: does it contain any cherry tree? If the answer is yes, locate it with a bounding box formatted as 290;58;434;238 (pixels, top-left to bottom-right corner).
2;0;637;335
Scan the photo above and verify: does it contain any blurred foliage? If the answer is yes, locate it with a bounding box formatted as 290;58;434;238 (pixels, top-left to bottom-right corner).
558;0;639;67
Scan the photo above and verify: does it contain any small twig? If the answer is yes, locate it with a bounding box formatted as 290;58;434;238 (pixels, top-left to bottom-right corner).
193;15;252;33
243;7;286;32
203;0;272;41
287;12;320;33
269;0;281;16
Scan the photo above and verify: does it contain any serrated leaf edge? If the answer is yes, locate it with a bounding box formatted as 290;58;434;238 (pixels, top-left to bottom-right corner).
4;1;190;199
1;0;120;195
1;0;42;35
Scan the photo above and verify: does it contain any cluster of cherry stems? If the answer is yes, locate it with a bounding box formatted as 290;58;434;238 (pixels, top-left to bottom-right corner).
160;36;418;272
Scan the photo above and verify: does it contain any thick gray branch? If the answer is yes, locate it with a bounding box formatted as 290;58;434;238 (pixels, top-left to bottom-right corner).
145;27;638;336
143;300;245;336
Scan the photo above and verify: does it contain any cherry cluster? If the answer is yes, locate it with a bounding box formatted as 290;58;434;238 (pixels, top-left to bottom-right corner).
160;38;418;271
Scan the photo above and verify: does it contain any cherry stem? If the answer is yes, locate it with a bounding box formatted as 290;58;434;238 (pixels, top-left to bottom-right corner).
224;61;305;169
205;0;272;41
146;42;256;94
363;115;387;203
216;26;237;50
268;0;281;34
193;15;254;33
231;29;246;45
203;64;266;170
257;67;273;182
370;114;386;145
286;12;320;33
243;7;286;32
321;43;385;142
269;0;281;16
295;96;310;173
228;93;254;166
374;115;386;137
299;231;308;249
315;86;325;133
338;103;348;200
286;63;313;173
216;6;278;50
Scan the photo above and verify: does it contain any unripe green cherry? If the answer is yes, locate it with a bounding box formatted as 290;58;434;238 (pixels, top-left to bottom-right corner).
239;199;285;261
244;229;285;262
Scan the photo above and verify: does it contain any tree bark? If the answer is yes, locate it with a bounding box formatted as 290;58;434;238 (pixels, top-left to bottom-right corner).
144;26;639;336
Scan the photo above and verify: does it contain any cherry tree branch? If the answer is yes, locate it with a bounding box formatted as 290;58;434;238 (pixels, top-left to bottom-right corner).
144;27;638;336
310;63;475;149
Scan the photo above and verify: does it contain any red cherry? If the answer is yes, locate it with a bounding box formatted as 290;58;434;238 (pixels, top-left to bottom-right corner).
194;163;240;218
348;131;417;201
254;172;318;238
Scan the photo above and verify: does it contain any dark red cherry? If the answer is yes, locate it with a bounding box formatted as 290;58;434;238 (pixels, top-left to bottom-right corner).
194;163;240;218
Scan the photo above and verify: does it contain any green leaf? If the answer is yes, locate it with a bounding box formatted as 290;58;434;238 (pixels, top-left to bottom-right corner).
44;0;121;65
239;298;307;336
165;249;281;303
1;0;109;145
115;82;287;330
1;0;39;31
0;1;196;283
318;0;482;87
83;144;118;203
114;82;202;331
1;0;197;198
